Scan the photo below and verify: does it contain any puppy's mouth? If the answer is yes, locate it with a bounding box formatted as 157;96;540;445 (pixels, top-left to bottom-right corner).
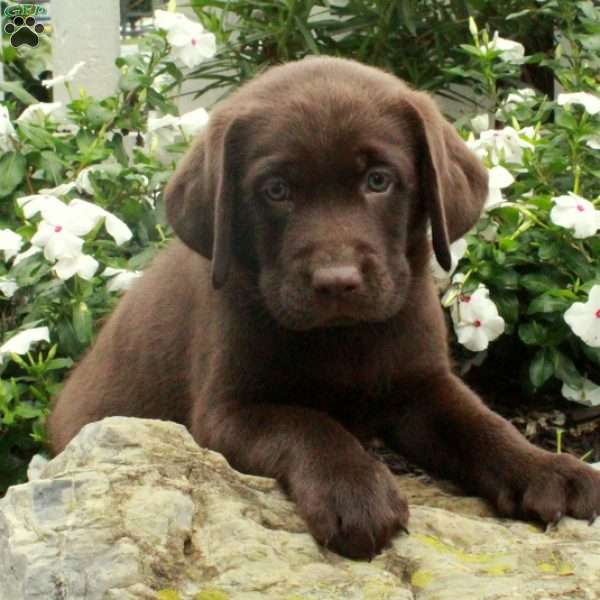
314;300;369;328
320;316;359;328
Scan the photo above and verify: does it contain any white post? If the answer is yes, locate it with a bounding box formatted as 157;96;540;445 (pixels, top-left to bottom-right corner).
51;0;121;102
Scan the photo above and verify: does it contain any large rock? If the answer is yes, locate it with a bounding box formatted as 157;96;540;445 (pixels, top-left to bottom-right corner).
1;417;599;600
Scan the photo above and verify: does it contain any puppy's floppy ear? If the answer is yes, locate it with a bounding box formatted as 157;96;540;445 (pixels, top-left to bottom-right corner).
404;92;488;271
165;112;248;289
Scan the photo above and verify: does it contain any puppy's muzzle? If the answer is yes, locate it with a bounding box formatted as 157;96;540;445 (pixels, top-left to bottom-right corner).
312;265;363;299
309;263;369;325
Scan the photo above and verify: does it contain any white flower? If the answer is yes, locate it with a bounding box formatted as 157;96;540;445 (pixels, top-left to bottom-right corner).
54;254;99;281
178;107;209;137
154;10;216;69
39;181;77;197
147;112;179;145
17;102;63;124
550;192;600;239
0;104;17;151
147;108;209;149
471;114;490;134
102;267;143;292
32;220;85;262
0;277;18;298
42;61;86;89
476;126;534;165
153;9;187;31
0;104;15;136
557;92;600;115
468;17;478;37
27;210;100;280
518;125;538;141
485;165;514;210
504;88;536;108
561;378;600;407
12;246;41;265
486;32;525;63
0;229;23;261
465;133;487;161
479;222;498;243
17;194;67;219
147;113;180;132
69;199;133;246
19;195;96;263
19;195;132;266
75;166;101;195
152;71;176;92
432;238;468;290
564;285;600;347
451;286;505;352
585;135;600;150
0;327;50;361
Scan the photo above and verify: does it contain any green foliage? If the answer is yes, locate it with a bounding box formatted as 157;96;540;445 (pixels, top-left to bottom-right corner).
186;0;557;104
0;29;189;493
439;2;600;398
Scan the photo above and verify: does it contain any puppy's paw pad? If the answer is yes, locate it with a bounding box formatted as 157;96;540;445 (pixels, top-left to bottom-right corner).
496;454;600;525
297;460;409;559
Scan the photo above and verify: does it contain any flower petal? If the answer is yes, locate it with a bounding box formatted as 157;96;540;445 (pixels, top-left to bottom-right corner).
104;214;133;245
0;327;50;358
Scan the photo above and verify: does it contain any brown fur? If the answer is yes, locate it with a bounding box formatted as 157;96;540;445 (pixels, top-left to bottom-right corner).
48;57;600;559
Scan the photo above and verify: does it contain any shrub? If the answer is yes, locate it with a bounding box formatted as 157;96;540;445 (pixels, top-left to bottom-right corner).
439;9;600;406
0;13;216;491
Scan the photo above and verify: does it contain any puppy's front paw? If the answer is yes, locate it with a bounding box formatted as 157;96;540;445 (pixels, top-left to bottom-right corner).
494;453;600;525
294;457;409;559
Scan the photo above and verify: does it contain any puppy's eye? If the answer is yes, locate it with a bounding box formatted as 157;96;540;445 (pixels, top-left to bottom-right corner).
262;178;290;203
366;169;392;193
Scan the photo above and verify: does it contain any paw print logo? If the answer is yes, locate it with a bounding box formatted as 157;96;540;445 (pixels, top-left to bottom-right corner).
4;16;45;48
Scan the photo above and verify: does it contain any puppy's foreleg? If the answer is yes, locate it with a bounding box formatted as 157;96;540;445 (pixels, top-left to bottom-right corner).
383;373;600;525
190;398;408;559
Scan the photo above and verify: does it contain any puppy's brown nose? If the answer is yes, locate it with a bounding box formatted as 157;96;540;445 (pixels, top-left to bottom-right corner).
312;265;363;297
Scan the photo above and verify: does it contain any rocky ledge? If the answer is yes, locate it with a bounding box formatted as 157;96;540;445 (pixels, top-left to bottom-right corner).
1;417;599;600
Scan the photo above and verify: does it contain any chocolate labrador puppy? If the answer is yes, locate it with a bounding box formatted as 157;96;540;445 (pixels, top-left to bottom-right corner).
48;57;600;559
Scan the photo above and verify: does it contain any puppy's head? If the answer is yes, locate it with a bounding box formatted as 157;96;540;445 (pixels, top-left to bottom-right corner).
165;57;488;331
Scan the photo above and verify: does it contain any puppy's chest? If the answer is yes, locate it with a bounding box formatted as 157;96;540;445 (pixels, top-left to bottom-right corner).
277;336;398;392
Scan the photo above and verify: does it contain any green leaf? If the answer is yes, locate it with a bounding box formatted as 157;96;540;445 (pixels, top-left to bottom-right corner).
39;151;64;183
494;292;519;323
555;110;578;130
537;240;561;261
0;81;38;105
552;349;583;389
44;358;74;371
18;122;56;150
76;130;96;153
13;403;44;420
528;292;572;315
0;152;26;199
72;302;93;345
498;238;519;253
86;104;116;129
520;273;562;295
491;269;519;290
529;348;554;388
519;321;549;346
399;0;417;35
119;70;149;93
579;34;600;51
582;344;600;367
